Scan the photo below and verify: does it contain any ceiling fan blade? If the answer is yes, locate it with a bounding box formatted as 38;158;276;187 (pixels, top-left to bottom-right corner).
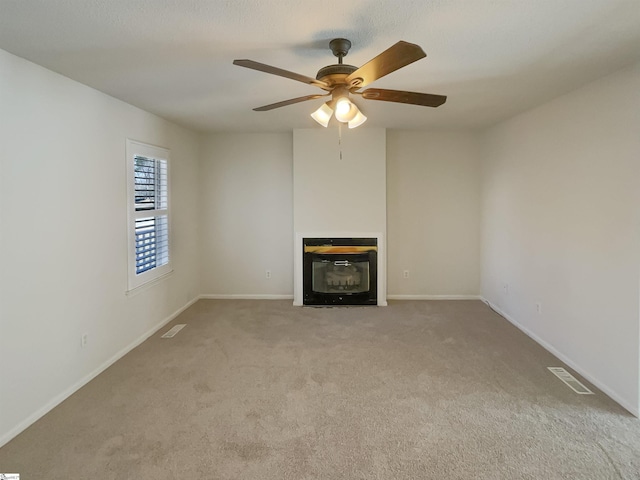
253;94;329;111
233;59;329;88
345;41;426;89
361;88;447;107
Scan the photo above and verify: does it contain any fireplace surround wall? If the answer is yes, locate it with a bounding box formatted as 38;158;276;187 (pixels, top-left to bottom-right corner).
293;128;387;306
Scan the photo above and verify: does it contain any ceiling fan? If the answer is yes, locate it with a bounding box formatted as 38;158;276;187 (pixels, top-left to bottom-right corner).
233;38;447;128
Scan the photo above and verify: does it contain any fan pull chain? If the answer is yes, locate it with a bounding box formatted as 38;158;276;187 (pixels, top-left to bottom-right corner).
338;123;343;160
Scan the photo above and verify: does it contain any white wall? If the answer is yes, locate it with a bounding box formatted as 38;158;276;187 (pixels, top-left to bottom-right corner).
480;61;640;414
198;128;483;305
387;131;481;298
0;49;201;445
199;133;294;297
293;128;387;233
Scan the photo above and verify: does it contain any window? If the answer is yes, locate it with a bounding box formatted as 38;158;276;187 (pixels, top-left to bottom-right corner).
126;140;171;291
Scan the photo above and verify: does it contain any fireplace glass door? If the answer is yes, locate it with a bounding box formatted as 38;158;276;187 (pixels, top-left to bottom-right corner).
312;254;370;294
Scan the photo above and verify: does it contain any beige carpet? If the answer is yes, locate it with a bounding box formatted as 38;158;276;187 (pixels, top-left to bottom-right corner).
1;300;639;479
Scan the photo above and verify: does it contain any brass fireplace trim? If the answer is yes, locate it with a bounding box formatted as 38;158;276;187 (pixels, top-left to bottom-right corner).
303;245;377;254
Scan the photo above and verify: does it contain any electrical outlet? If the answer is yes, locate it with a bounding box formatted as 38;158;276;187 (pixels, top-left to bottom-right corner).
503;283;509;295
81;333;88;348
265;270;272;279
536;302;542;314
403;270;409;279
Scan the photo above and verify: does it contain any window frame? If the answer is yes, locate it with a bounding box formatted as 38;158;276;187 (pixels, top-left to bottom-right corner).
126;139;172;292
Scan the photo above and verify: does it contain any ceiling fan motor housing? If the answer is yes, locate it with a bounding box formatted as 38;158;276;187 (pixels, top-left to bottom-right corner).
315;64;358;86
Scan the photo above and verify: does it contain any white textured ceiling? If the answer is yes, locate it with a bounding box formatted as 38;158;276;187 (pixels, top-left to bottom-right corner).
1;0;639;132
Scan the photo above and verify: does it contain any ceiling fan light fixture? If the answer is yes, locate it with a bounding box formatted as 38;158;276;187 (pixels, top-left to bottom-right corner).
310;102;333;127
348;109;367;129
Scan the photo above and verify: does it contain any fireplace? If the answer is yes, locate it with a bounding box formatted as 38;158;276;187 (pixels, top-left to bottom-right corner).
303;238;377;306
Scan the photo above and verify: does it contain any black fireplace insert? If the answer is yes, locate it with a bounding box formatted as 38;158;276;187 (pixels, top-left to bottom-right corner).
303;237;377;306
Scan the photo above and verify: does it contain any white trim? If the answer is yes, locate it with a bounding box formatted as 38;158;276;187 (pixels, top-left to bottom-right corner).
387;295;481;301
481;297;639;417
200;294;294;300
0;296;199;448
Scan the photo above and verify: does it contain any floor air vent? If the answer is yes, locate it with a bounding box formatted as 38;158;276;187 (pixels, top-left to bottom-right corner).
547;367;594;394
161;324;186;338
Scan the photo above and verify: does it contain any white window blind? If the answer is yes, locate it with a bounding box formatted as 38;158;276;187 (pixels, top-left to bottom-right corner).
127;140;171;291
134;156;168;274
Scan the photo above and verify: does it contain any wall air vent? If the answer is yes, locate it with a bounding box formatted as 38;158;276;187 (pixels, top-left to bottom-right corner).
547;367;594;395
161;324;186;338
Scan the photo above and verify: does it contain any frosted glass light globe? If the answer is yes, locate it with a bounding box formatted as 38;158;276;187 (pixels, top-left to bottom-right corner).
334;97;357;122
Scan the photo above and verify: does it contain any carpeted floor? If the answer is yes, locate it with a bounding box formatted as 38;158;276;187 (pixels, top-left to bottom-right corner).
1;300;639;479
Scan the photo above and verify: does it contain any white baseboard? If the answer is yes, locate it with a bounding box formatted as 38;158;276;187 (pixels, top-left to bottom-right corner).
387;294;481;301
200;294;294;300
0;296;200;448
481;297;639;417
